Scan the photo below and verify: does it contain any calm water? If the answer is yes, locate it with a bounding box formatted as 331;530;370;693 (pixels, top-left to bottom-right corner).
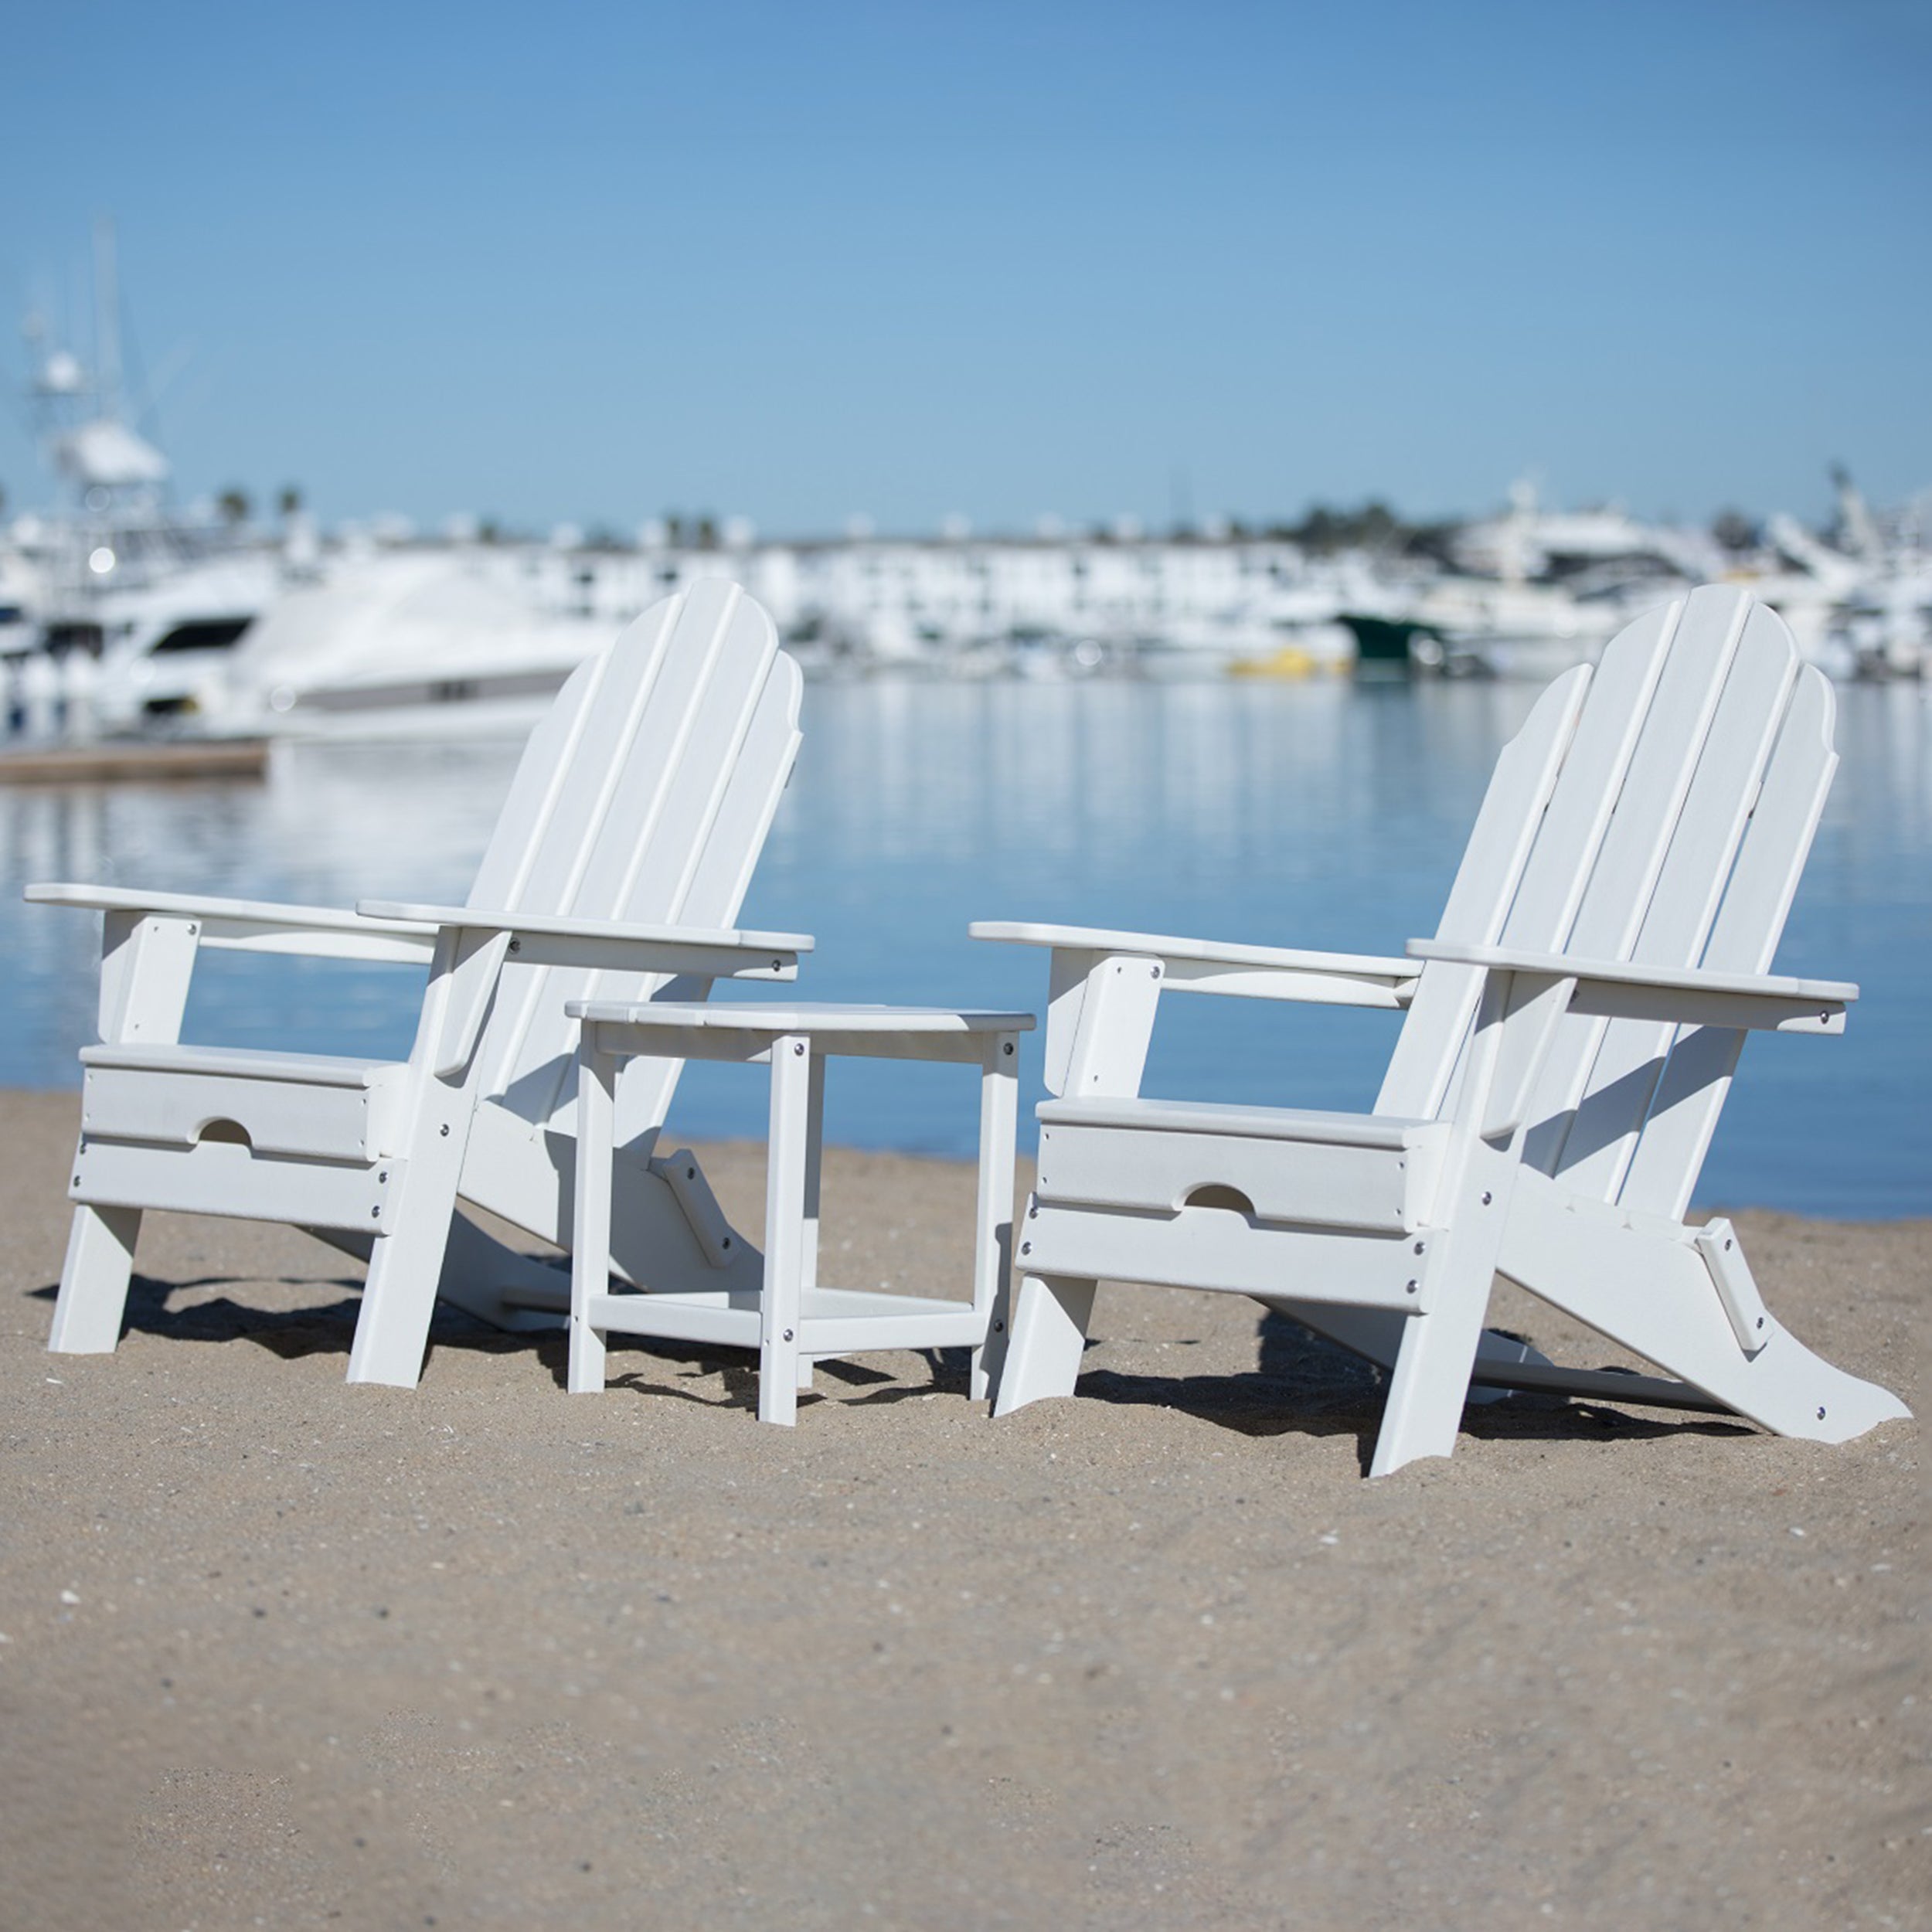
4;677;1927;1217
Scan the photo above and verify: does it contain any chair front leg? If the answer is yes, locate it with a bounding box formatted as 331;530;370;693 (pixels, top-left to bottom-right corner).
345;1075;478;1388
1367;1140;1518;1475
1367;964;1555;1475
347;927;508;1388
567;1038;620;1394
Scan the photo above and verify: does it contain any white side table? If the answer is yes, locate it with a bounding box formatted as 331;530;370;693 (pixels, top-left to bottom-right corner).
565;1002;1035;1424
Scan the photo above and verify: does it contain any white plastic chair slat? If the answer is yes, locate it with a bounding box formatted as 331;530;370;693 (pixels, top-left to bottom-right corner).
465;616;638;913
1496;590;1736;1177
1494;595;1682;956
563;583;764;920
1620;664;1838;1218
1383;597;1679;1126
1549;596;1801;1199
521;603;798;1138
481;584;778;1116
609;665;804;1150
1376;666;1588;1119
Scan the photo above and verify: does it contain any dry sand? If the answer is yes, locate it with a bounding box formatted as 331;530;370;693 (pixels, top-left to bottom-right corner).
0;1087;1922;1930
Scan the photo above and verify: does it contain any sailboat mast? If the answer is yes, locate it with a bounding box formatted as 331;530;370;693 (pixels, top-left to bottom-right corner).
93;216;120;424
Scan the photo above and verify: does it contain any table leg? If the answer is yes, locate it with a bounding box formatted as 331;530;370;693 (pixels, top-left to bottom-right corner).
759;1035;811;1424
569;1039;618;1394
795;1043;827;1393
971;1030;1022;1401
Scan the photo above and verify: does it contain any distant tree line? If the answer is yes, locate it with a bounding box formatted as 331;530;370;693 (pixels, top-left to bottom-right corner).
1203;502;1460;560
168;492;1787;556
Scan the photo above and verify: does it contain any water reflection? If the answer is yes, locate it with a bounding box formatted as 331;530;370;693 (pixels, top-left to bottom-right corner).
2;680;1925;1216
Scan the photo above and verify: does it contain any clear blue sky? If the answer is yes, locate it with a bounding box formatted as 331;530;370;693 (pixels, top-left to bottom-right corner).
3;0;1926;536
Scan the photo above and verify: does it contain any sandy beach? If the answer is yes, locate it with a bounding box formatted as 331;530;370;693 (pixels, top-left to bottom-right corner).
0;1086;1921;1929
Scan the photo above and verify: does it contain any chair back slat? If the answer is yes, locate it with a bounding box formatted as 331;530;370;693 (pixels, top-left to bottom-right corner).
1379;596;1682;1120
1381;587;1833;1216
461;582;802;1138
1616;663;1835;1216
603;674;807;1150
1537;597;1798;1196
1375;665;1588;1117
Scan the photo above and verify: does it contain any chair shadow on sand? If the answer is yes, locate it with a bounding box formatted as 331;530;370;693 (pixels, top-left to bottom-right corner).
31;1274;1755;1468
28;1268;956;1410
28;1270;498;1364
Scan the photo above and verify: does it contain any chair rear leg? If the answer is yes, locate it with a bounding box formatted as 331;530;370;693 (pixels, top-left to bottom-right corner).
1261;1299;1553;1406
47;1203;142;1354
1500;1197;1912;1444
991;1272;1097;1416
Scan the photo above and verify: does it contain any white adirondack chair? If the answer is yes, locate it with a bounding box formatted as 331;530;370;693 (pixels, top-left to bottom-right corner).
975;587;1910;1475
29;581;812;1387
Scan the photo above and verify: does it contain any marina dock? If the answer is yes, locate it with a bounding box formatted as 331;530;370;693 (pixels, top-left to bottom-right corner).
0;736;269;784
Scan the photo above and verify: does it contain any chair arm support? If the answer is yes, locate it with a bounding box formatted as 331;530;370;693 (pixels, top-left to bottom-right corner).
975;922;1416;1100
971;920;1419;1007
26;882;439;966
359;901;812;981
1406;939;1855;1033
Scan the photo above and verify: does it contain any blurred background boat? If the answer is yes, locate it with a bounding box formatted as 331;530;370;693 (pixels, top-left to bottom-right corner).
3;229;1926;754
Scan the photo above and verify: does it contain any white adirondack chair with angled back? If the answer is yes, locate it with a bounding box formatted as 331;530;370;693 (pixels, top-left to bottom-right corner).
974;586;1910;1475
29;580;811;1387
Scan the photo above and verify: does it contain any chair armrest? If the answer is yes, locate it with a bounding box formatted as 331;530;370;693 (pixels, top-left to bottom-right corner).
975;921;1416;1100
970;920;1419;1007
359;901;813;981
1406;939;1855;1034
26;882;438;963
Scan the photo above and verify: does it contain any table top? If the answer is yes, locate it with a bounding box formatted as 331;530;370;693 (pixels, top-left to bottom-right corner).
568;1000;1035;1036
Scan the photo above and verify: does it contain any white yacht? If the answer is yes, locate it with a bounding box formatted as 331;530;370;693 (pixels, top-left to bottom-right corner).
202;549;619;738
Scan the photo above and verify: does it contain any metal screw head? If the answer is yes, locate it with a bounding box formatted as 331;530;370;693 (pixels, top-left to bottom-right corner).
508;938;520;954
782;1328;794;1342
378;1170;388;1183
372;1206;382;1219
993;1318;1005;1333
1481;1191;1493;1206
1413;1240;1425;1254
440;1124;450;1137
1817;1406;1826;1420
771;958;782;971
685;1166;696;1180
1405;1279;1418;1294
721;1236;732;1249
1149;964;1159;978
1003;1041;1014;1056
793;1041;805;1056
1021;1241;1032;1256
